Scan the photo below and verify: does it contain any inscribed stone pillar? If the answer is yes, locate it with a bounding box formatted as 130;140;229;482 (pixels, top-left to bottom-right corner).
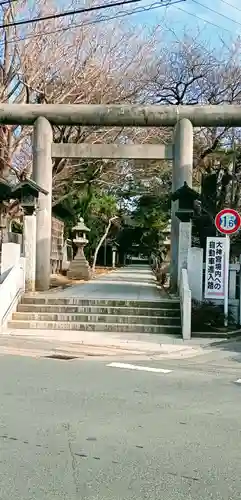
187;247;203;302
178;221;192;285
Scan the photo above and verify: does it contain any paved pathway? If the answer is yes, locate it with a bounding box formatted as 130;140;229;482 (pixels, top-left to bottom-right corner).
52;265;167;301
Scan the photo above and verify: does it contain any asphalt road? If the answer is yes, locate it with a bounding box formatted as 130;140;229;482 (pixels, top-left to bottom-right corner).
0;353;241;500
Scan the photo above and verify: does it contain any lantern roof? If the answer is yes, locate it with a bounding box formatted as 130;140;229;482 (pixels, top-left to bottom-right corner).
11;179;48;200
72;217;90;232
171;181;200;205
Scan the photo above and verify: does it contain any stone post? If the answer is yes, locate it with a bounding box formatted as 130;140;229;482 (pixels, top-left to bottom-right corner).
112;247;116;268
187;247;203;302
23;214;36;292
177;221;192;285
171;119;193;291
32;117;53;291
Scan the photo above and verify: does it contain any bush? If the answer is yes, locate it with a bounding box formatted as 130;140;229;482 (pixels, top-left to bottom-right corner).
191;300;235;331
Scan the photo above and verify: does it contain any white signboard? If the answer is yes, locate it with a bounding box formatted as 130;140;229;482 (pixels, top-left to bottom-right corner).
204;237;228;299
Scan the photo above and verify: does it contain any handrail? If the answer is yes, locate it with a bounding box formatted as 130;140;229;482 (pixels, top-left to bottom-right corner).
180;268;191;340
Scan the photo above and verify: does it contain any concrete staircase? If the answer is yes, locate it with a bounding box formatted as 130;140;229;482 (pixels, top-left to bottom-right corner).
8;295;181;335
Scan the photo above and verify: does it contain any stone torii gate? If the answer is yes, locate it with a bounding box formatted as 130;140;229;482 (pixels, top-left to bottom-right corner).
0;103;240;290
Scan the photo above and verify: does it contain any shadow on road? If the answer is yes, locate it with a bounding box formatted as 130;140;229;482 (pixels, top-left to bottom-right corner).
207;338;241;364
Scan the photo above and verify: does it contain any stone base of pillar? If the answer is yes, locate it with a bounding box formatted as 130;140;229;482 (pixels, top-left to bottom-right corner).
67;246;91;280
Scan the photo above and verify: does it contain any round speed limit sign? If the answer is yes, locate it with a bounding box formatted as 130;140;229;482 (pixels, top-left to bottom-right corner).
215;208;241;235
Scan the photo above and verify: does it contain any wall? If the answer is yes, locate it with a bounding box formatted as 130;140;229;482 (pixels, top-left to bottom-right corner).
0;242;21;275
0;244;25;331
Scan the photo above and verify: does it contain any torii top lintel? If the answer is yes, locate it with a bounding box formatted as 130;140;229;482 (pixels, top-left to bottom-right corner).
0;104;241;127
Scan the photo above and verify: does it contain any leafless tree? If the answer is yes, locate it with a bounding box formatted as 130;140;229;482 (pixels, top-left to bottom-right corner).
3;4;241;204
0;0;160;198
146;32;241;182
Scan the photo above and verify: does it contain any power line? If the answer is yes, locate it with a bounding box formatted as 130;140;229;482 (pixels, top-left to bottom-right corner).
0;0;17;5
0;0;143;29
218;0;241;14
175;4;234;33
0;0;238;43
191;0;241;29
0;0;184;46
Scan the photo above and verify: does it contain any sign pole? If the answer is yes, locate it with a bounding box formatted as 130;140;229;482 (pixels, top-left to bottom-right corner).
224;234;230;327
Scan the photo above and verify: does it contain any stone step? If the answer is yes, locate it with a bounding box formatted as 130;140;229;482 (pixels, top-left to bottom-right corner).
21;296;180;309
12;312;180;325
8;320;181;334
17;304;181;317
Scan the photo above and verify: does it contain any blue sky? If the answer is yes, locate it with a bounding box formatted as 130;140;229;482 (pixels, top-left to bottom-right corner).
129;0;241;47
4;0;241;52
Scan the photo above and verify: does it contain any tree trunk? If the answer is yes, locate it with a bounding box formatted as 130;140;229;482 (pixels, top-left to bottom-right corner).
92;218;113;273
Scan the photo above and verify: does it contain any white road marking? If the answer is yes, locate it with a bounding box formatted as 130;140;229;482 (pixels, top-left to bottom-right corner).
235;379;241;384
106;362;172;374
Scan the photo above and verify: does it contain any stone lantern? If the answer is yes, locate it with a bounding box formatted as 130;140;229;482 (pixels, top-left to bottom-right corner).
11;178;48;215
67;217;91;280
171;181;200;222
0;176;48;290
171;182;200;285
11;179;48;291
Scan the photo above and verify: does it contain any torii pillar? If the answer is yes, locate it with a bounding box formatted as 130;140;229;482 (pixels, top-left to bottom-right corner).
32;117;53;291
170;118;193;291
